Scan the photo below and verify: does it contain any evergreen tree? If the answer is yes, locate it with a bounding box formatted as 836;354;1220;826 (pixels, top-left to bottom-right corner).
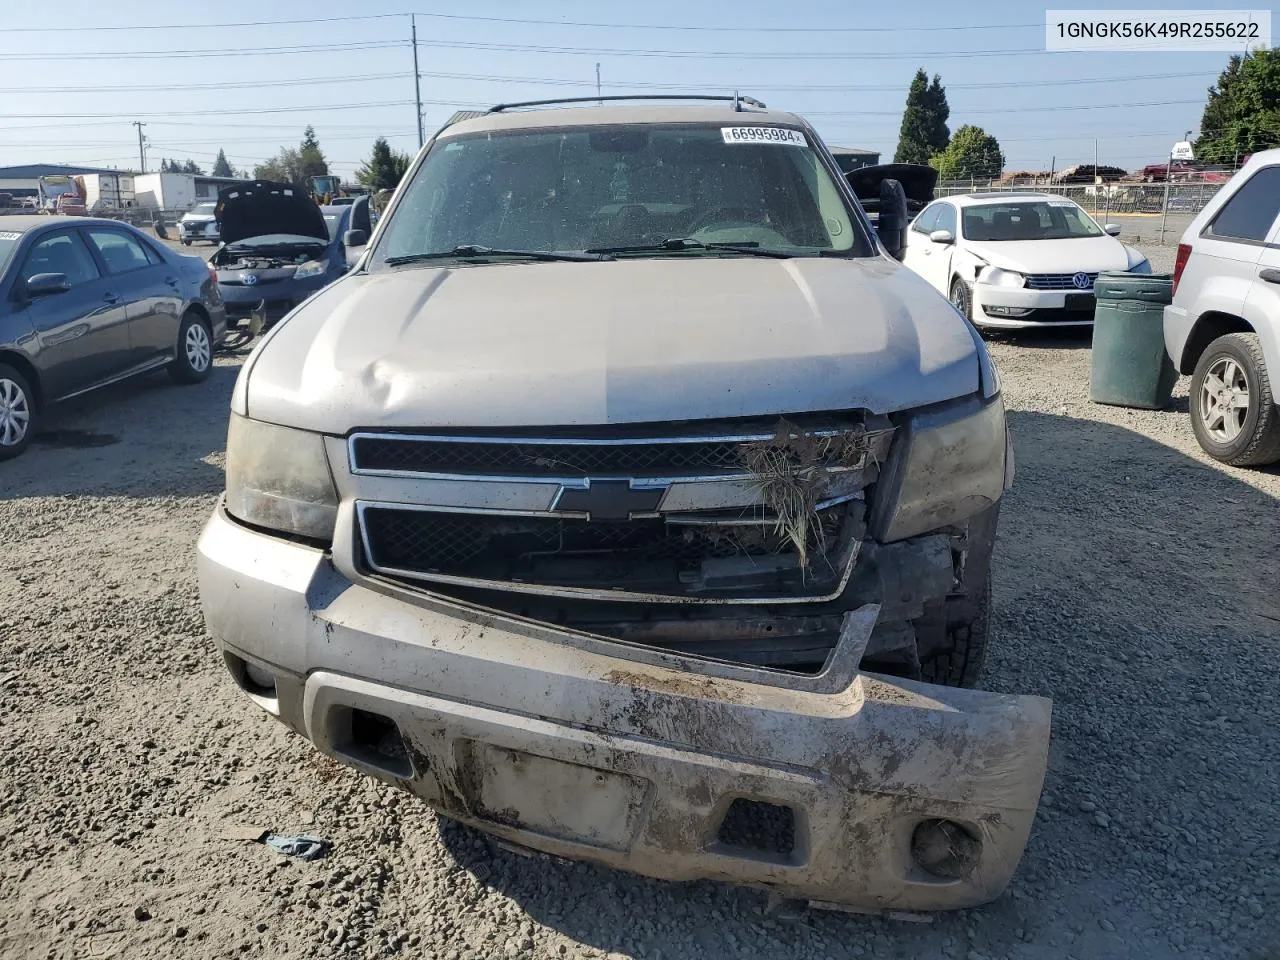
894;69;951;164
356;137;413;191
298;126;329;181
211;149;234;178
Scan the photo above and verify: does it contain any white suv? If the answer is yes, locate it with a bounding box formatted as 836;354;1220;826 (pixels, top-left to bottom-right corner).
1165;148;1280;467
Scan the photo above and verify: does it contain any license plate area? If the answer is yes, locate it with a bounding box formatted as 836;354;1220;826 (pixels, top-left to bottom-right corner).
456;741;649;851
1064;292;1096;311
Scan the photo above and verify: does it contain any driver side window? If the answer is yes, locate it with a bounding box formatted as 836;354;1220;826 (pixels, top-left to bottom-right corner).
912;204;942;234
934;203;957;235
20;231;101;287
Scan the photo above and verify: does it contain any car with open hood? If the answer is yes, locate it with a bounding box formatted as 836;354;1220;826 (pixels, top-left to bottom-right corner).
902;192;1151;329
209;181;368;328
198;97;1050;914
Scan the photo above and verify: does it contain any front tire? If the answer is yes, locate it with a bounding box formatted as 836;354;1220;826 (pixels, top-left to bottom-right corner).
169;312;213;384
182;239;191;246
920;574;991;688
1189;332;1280;467
949;277;973;322
0;363;37;460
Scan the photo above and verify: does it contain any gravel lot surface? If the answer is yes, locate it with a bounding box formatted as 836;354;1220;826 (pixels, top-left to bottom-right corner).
1;238;1277;960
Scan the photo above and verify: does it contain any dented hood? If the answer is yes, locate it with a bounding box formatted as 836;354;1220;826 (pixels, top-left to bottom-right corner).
244;257;979;432
963;235;1132;275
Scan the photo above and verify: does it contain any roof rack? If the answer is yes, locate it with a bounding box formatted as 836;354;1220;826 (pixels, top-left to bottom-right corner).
486;93;767;113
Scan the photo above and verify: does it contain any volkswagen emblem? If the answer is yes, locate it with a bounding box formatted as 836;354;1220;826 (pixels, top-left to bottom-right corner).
240;273;259;286
1072;272;1091;290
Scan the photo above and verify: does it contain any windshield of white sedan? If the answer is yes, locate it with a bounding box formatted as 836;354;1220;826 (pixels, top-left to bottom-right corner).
376;124;864;262
962;201;1103;242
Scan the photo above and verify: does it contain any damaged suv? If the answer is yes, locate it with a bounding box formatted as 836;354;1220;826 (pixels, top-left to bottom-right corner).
199;98;1050;913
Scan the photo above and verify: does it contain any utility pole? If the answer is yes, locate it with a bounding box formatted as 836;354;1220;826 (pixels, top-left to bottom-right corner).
1094;138;1099;217
595;62;601;103
132;121;147;173
411;14;424;149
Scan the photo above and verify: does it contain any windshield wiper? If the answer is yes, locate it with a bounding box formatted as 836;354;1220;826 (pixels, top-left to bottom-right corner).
385;244;609;265
586;238;795;258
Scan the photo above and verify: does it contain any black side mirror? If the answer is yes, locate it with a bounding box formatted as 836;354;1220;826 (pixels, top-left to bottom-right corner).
344;229;368;248
350;195;372;234
876;179;909;261
24;272;71;298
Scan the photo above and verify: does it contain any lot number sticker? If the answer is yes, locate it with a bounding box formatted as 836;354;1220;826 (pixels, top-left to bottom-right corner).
0;232;20;240
722;127;807;146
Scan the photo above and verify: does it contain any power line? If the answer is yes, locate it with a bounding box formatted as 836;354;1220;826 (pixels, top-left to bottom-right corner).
0;11;1042;33
4;73;412;95
0;40;407;61
0;99;490;120
413;38;1053;59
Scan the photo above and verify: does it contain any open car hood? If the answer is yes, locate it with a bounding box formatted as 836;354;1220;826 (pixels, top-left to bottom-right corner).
216;180;328;246
847;163;938;211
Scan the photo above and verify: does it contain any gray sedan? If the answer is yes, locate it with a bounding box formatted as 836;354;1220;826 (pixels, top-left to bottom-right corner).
0;215;227;459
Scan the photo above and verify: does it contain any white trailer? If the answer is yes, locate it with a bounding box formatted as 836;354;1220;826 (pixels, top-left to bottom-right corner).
77;172;135;213
132;172;198;212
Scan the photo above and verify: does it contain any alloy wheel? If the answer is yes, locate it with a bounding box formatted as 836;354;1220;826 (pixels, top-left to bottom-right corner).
1199;356;1250;443
0;377;31;447
186;322;212;373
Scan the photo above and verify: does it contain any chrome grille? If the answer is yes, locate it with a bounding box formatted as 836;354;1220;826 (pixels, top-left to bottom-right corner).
1024;272;1097;291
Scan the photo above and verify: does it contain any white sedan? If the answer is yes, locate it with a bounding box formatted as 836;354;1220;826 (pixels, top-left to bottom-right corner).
901;192;1151;329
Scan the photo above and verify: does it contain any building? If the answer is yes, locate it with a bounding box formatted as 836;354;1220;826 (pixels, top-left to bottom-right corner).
131;172;244;212
829;147;882;174
0;163;122;200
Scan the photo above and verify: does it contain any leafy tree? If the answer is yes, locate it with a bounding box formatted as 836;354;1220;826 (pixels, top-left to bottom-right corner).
356;137;413;191
211;149;234;178
159;157;204;175
181;159;204;175
1195;48;1280;165
894;69;951;164
929;125;1005;181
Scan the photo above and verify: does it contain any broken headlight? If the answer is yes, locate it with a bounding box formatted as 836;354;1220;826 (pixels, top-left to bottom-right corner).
224;413;338;541
873;395;1007;543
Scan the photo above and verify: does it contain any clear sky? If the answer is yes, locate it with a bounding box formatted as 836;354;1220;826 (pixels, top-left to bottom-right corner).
0;1;1266;180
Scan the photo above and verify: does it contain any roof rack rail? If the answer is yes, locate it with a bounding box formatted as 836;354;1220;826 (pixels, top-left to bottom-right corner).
487;93;767;113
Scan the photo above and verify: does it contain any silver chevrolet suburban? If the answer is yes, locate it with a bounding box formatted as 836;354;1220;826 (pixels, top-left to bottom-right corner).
198;97;1050;913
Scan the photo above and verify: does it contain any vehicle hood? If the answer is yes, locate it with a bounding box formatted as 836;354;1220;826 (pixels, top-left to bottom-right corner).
215;180;327;245
963;235;1131;274
182;213;216;222
244;257;980;432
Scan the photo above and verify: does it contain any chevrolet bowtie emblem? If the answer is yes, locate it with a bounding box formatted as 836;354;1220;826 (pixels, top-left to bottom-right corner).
552;479;665;521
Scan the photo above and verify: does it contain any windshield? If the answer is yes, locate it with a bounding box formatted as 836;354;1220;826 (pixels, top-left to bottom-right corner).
0;230;23;274
374;123;866;264
961;200;1103;242
192;203;216;215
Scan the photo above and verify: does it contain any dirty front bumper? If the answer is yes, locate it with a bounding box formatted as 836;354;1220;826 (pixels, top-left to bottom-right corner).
198;504;1050;913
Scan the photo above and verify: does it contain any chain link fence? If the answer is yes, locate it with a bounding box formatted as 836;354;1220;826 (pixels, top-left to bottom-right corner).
932;180;1226;218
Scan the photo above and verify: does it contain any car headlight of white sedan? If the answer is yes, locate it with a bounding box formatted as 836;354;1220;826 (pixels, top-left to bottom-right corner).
978;266;1025;288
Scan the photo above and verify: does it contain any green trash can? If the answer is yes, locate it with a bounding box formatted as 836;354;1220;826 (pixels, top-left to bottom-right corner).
1088;271;1178;409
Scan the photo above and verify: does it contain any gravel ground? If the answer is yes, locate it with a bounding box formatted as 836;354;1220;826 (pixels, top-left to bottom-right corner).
2;239;1278;960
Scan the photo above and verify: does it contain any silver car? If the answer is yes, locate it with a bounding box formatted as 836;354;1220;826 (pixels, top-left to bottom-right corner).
1164;147;1280;466
198;97;1050;912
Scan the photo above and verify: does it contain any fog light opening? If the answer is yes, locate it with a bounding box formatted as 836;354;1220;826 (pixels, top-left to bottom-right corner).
911;818;982;880
333;707;412;778
243;661;276;695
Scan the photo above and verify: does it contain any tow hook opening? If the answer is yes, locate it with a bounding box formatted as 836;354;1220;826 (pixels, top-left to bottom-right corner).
712;798;801;864
329;706;412;779
225;651;278;702
911;818;982;880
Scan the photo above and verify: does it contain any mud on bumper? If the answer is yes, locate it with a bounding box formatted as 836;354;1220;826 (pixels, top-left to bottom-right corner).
198;505;1050;913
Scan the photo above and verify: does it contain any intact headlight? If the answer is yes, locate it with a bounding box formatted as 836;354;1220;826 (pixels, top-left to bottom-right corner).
295;259;327;279
979;266;1025;288
224;413;338;541
873;396;1008;543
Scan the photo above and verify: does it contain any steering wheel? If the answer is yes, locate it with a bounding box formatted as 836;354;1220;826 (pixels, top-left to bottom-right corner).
690;205;764;233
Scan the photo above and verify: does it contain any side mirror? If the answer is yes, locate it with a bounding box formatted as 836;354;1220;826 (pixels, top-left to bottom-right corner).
24;272;71;298
876;178;909;261
929;229;955;245
1103;223;1122;236
344;229;368;248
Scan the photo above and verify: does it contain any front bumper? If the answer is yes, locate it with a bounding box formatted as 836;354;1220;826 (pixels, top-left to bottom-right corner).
972;284;1096;328
217;275;328;321
198;504;1051;913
